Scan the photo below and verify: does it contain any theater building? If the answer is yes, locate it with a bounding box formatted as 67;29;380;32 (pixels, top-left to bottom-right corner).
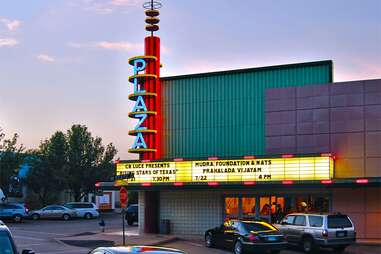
111;2;381;241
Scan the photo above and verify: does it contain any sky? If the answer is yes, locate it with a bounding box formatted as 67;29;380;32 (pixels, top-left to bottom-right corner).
0;0;380;160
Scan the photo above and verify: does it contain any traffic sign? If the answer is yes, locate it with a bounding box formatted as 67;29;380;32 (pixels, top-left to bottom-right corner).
120;187;128;208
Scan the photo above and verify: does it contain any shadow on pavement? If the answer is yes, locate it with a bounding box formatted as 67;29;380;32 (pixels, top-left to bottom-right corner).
61;240;115;248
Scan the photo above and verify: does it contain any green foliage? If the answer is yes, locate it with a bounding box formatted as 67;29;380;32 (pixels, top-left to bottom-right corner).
26;131;67;205
26;124;118;203
0;127;24;191
66;125;117;201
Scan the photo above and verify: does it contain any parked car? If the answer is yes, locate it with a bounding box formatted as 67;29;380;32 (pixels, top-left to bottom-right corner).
64;202;99;219
0;188;6;203
30;205;77;221
0;220;35;254
0;203;28;222
275;213;356;253
89;246;186;254
205;219;287;254
125;204;138;225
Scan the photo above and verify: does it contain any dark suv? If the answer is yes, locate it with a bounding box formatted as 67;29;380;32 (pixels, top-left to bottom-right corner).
0;220;34;254
125;204;138;225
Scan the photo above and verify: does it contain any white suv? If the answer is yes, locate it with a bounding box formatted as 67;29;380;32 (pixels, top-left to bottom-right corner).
276;213;356;253
64;202;99;219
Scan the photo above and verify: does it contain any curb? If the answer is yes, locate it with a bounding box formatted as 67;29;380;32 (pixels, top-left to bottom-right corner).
147;236;179;246
355;242;381;247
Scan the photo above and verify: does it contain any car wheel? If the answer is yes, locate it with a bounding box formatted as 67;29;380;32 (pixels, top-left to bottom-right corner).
127;219;134;226
205;232;214;248
62;214;71;221
302;236;317;253
234;240;244;254
271;251;281;254
84;213;93;219
13;214;23;223
32;214;40;220
333;246;347;253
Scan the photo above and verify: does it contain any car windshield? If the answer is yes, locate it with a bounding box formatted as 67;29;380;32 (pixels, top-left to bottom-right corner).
64;204;74;209
0;231;15;254
328;215;352;228
242;222;276;232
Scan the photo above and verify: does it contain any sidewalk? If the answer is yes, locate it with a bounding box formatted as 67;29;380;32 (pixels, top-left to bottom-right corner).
357;238;381;246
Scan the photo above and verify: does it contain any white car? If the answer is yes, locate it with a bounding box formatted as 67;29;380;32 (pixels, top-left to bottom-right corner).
64;202;99;219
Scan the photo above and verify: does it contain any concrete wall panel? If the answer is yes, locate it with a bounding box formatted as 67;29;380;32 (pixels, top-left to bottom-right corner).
366;132;381;157
334;158;365;178
366;158;381;177
365;105;381;131
160;191;223;235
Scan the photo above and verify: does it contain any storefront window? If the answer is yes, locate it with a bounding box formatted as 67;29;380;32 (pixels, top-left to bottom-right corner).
225;197;238;219
259;197;271;221
296;196;329;213
242;197;256;217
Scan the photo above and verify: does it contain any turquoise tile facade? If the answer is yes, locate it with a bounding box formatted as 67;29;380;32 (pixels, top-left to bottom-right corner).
161;61;333;159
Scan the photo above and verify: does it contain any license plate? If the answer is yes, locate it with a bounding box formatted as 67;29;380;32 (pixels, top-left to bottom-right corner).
267;236;277;241
336;231;347;237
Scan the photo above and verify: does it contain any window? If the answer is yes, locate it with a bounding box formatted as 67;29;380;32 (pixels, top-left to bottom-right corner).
0;231;15;254
5;205;19;209
294;215;306;226
308;216;323;227
81;204;93;208
127;205;138;212
242;197;256;217
328;215;352;228
283;215;295;225
225;197;238;218
243;222;275;232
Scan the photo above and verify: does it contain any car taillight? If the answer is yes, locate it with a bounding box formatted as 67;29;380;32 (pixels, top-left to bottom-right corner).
248;234;260;242
322;230;328;238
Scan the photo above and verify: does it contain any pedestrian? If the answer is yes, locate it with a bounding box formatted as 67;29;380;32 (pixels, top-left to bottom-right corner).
99;218;105;232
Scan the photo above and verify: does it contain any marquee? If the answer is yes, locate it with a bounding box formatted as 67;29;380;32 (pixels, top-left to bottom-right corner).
115;156;334;185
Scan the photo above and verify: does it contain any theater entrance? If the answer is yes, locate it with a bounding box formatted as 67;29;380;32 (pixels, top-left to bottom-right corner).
224;194;330;223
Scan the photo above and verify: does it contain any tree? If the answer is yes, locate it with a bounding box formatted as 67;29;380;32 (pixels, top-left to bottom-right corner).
0;127;24;192
65;125;117;201
26;131;67;205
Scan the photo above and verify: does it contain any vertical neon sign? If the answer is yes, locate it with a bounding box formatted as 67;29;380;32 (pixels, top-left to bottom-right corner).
128;1;162;160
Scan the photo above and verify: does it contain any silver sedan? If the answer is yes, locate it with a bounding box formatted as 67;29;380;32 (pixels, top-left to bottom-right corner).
30;205;77;221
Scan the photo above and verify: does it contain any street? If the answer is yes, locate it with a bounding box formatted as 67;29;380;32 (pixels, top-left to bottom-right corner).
5;215;380;254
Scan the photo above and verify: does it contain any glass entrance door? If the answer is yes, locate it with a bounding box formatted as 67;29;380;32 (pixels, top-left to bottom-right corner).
241;197;256;218
224;197;239;219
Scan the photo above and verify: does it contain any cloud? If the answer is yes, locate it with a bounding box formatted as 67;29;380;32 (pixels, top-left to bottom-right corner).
77;0;140;14
36;54;56;63
0;38;18;47
95;41;143;51
67;42;83;48
68;41;143;52
0;18;21;31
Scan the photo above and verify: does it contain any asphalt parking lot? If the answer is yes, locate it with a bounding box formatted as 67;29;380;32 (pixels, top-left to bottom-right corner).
7;213;125;254
5;215;381;254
